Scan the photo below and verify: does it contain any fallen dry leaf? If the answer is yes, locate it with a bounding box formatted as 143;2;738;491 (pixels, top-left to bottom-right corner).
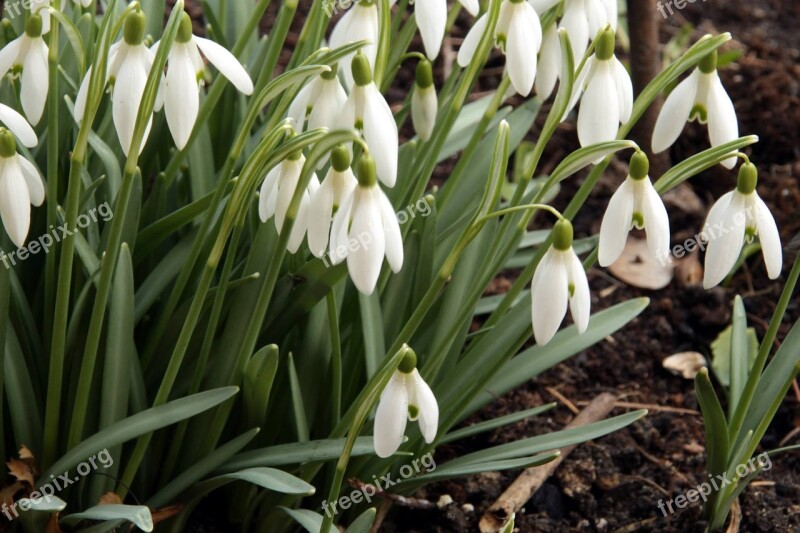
608;237;674;290
675;250;703;287
7;459;35;488
663;352;707;379
18;446;34;461
99;492;123;505
151;504;185;525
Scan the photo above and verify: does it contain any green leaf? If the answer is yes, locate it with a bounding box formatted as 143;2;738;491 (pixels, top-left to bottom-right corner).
281;508;324;533
711;323;758;389
441;404;557;444
61;505;153;532
288;353;310;442
405;452;559;485
220;437;376;472
191;467;315;497
359;291;386;378
547;140;637;185
345;508;377;533
243;346;280;430
694;369;729;487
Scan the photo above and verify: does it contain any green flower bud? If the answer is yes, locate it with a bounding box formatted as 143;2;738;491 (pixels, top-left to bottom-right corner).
352;53;373;87
398;348;417;374
176;12;193;43
736;161;758;195
331;144;351;172
698;50;717;75
25;13;43;38
357;155;378;187
0;129;17;158
629;151;649;180
415;59;434;89
553;219;574;251
123;11;147;46
321;63;339;81
595;27;616;61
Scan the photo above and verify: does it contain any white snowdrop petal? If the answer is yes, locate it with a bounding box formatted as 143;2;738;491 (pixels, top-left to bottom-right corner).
411;85;437;141
505;4;539;96
560;0;589;64
373;373;409;458
0;161;32;247
329;191;355;264
112;48;149;155
258;166;281;222
17;155;45;207
706;71;739;169
457;14;488;68
378;190;403;273
0;104;38;148
307;176;335;257
600;0;618;30
614;58;633;124
363;85;398;188
568;250;590;334
309;79;346;132
531;249;569;346
347;188;385;294
641;180;671;261
287;81;313;131
275;160;303;232
753;195;782;279
577;60;619;148
410;370;439;444
535;24;560;100
598;178;635;267
193;36;254;95
703;191;745;289
74;68;91;123
165;47;200;150
529;0;560;14
459;0;480;16
564;57;594;119
652;69;699;153
0;37;22;79
287;191;310;254
20;40;49;126
416;0;447;60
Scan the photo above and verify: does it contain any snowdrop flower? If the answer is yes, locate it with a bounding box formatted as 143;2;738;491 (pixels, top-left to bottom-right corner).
531;219;590;346
457;0;543;96
158;12;254;149
401;0;478;60
374;348;438;458
570;27;632;152
535;23;561;100
307;145;357;257
258;150;319;254
0;129;45;247
330;0;379;89
329;155;402;295
288;64;346;133
411;59;437;141
0;104;38;149
702;162;781;289
0;14;49;125
75;10;155;156
338;53;398;188
559;0;617;63
652;51;739;169
598;152;670;266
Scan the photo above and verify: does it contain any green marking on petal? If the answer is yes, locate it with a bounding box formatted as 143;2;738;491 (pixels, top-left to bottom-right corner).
632;212;645;229
690;103;708;124
408;404;420;419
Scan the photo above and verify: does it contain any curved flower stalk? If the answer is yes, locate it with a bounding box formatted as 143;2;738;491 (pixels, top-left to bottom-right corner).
329;0;379;89
568;26;632;152
393;0;478;60
652;50;739;169
156;12;254;149
75;10;156;156
0;14;49;125
307;144;358;257
258;150;320;254
531;219;590;346
0;129;45;247
702;162;781;289
329;155;403;295
598;151;670;267
374;348;438;458
411;59;437;141
457;0;543;96
288;64;347;133
338;52;398;188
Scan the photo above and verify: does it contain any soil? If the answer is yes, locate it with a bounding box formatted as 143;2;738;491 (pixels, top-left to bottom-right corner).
179;0;800;531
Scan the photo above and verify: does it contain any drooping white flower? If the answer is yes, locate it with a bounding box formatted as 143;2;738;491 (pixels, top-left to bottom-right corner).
0;14;49;125
558;0;617;63
394;0;478;60
411;59;437;141
329;0;379;89
374;349;438;458
598;152;670;266
535;22;561;100
307;145;357;257
457;0;543;96
329;155;403;295
0;104;38;148
338;53;398;188
0;129;45;247
156;12;254;150
652;51;739;169
74;10;155;156
531;219;590;346
702;162;781;289
568;27;632;152
288;64;347;133
258;151;319;254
